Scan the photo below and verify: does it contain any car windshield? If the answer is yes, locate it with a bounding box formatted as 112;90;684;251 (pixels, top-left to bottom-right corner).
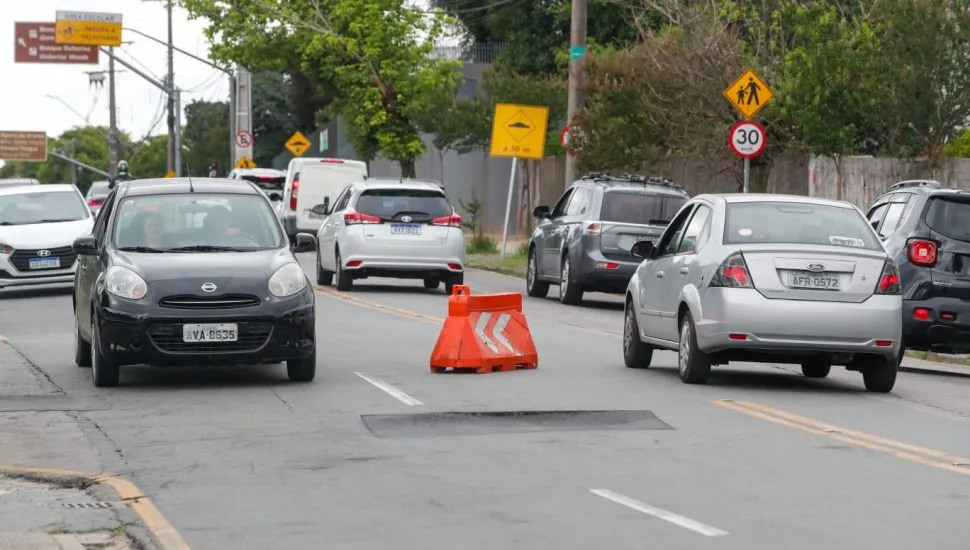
724;201;882;250
87;181;110;200
240;174;285;191
600;191;687;224
113;193;284;252
0;190;89;225
925;197;970;242
356;188;452;220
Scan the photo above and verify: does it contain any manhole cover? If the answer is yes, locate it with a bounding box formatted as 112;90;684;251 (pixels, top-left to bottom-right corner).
360;410;673;439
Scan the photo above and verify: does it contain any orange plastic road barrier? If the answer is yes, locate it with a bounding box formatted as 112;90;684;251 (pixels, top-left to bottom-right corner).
430;285;538;373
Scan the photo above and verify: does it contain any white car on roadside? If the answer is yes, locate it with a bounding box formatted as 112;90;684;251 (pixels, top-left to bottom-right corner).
312;178;465;293
0;184;95;290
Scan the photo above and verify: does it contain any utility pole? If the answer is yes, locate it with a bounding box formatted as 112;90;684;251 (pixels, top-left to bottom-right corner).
563;0;588;188
108;48;119;178
165;0;176;176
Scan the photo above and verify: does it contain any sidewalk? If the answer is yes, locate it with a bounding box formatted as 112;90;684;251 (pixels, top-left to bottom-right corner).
900;354;970;377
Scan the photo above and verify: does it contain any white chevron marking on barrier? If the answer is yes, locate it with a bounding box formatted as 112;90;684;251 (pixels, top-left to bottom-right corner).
491;313;516;354
474;312;501;354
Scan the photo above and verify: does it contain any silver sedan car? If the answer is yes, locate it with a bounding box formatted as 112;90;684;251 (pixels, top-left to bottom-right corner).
623;194;902;392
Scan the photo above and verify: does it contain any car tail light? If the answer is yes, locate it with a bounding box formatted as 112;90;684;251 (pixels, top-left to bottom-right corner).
710;252;753;288
874;260;901;295
907;238;937;267
320;158;344;163
345;260;363;268
448;263;463;271
87;199;102;207
875;340;893;347
344;209;383;225
913;307;931;320
595;262;618;269
430;214;462;227
584;221;601;235
290;177;300;211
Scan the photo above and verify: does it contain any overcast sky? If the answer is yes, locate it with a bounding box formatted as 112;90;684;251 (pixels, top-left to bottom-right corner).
1;0;230;169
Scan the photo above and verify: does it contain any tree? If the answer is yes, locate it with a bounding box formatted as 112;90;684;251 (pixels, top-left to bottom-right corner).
0;126;125;192
128;135;169;179
182;100;231;176
252;71;300;167
411;88;477;185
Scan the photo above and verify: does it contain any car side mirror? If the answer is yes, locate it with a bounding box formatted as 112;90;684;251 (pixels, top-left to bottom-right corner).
268;192;282;202
293;232;316;253
533;205;551;219
73;235;98;256
631;240;655;259
310;203;330;216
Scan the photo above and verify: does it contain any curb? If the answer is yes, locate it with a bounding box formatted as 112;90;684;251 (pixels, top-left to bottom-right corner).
0;466;190;550
899;365;970;378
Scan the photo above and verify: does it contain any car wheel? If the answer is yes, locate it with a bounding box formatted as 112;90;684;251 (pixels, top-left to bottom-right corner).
623;304;653;369
678;312;711;384
862;355;897;393
445;273;464;295
315;246;333;286
800;360;831;378
526;247;550;298
287;347;317;382
74;314;91;368
559;256;583;305
423;277;440;290
90;317;119;387
334;249;353;291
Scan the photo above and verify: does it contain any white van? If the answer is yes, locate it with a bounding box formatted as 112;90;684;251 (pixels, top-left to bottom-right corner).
281;157;368;239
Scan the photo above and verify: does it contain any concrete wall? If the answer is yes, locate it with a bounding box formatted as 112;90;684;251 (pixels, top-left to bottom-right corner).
808;156;970;208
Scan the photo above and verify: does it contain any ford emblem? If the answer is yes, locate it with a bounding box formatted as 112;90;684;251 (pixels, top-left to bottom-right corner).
401;215;412;223
806;263;826;272
201;282;217;293
37;249;51;257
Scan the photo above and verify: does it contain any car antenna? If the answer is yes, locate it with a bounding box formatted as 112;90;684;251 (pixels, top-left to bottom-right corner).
184;158;194;192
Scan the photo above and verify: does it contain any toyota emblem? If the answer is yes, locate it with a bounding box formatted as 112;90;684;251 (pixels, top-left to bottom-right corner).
201;282;218;293
401;215;412;223
806;263;826;272
37;249;51;257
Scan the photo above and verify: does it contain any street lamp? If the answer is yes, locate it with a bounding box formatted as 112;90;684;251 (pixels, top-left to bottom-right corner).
45;94;91;125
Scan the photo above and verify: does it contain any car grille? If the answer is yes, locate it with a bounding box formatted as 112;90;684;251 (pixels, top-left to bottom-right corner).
159;294;261;309
9;246;76;272
147;321;273;353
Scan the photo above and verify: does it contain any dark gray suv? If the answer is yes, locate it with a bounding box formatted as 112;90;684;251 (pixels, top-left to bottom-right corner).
527;173;689;305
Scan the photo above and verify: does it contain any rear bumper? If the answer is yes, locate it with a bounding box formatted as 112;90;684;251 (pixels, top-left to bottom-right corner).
902;297;970;352
574;248;638;293
339;233;465;279
695;288;901;359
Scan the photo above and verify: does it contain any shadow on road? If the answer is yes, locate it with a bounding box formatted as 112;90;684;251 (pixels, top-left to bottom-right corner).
114;364;294;389
0;287;72;300
643;365;862;393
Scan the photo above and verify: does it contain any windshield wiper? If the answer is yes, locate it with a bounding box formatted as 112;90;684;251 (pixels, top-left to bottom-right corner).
166;245;247;252
33;218;80;224
0;222;15;226
118;246;168;253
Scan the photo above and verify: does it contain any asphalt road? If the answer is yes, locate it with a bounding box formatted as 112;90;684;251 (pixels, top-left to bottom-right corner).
1;253;969;550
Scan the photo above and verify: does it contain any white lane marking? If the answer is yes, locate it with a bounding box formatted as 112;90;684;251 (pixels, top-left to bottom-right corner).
354;372;424;406
490;313;516;354
473;312;501;354
591;489;728;537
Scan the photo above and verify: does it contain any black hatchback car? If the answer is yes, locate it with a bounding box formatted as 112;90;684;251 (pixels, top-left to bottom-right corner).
527;173;689;305
71;178;318;387
866;179;970;355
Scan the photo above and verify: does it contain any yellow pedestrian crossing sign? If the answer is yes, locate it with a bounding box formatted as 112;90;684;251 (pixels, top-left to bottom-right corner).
235;156;256;169
164;170;175;178
285;132;311;157
724;69;773;119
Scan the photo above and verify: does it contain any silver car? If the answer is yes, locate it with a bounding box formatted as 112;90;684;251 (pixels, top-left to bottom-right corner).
623;194;902;392
313;179;465;293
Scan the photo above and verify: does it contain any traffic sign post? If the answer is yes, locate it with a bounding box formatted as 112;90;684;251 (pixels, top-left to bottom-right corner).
724;69;773;193
728;120;767;193
285;131;311;158
14;22;98;64
55;11;122;47
234;131;253;149
489;103;550;259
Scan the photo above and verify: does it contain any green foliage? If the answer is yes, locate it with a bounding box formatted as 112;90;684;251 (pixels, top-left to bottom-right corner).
465;234;498;254
128;135;169;179
945;130;970;159
182;100;231;176
252;71;300;166
0;126;127;193
458;196;485;236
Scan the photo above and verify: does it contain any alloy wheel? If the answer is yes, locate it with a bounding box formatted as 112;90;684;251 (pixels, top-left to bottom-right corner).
679;322;691;375
561;259;569;296
527;252;536;288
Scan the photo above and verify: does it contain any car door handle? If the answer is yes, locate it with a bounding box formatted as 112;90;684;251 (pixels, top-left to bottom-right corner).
679;267;689;275
655;271;664;279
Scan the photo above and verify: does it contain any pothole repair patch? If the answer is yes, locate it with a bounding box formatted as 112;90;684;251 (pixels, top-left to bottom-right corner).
360;410;673;439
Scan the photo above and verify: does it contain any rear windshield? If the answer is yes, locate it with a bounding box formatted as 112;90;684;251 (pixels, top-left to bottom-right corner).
356;189;452;221
600;191;687;224
925;197;970;241
724;201;882;251
241;175;285;191
87;181;110;199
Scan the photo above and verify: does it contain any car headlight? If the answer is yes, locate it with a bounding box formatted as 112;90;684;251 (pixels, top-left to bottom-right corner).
0;243;11;254
104;266;148;300
269;262;307;297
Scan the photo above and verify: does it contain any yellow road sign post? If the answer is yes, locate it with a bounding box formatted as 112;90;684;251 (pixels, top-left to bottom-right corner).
285;132;311;157
164;170;176;178
235;156;256;169
55;11;122;47
724;69;773;120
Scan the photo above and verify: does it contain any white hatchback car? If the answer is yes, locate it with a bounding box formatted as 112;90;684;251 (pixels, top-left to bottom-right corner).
313;179;465;292
0;184;95;290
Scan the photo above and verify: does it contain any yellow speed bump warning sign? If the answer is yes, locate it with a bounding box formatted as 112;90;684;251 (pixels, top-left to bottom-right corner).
55;11;122;47
489;103;549;160
164;170;176;178
724;69;773;119
235;156;256;169
285;132;311;157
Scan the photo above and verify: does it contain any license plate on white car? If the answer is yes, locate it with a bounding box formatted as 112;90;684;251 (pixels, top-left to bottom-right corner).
390;224;422;236
182;323;238;343
788;271;840;290
29;257;61;270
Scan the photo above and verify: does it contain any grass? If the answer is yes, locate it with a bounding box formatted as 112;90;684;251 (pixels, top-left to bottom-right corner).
466;246;528;277
904;350;970;367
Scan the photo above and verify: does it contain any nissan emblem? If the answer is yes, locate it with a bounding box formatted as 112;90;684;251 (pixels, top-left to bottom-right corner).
201;282;218;293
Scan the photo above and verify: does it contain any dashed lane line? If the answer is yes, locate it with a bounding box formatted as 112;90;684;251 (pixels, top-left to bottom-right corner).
591;488;729;537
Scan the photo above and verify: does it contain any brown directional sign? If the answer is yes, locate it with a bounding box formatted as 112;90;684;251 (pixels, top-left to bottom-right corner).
0;131;48;162
14;22;99;64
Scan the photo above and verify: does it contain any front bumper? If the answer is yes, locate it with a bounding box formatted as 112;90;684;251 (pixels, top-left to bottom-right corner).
574;249;638;293
902;297;970;352
695;288;901;359
94;289;316;367
0;249;77;289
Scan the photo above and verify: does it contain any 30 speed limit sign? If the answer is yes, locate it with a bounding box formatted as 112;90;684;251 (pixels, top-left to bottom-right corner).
728;120;766;159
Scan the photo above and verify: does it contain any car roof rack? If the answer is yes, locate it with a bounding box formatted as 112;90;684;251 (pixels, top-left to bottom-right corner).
580;172;685;192
889;179;942;191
